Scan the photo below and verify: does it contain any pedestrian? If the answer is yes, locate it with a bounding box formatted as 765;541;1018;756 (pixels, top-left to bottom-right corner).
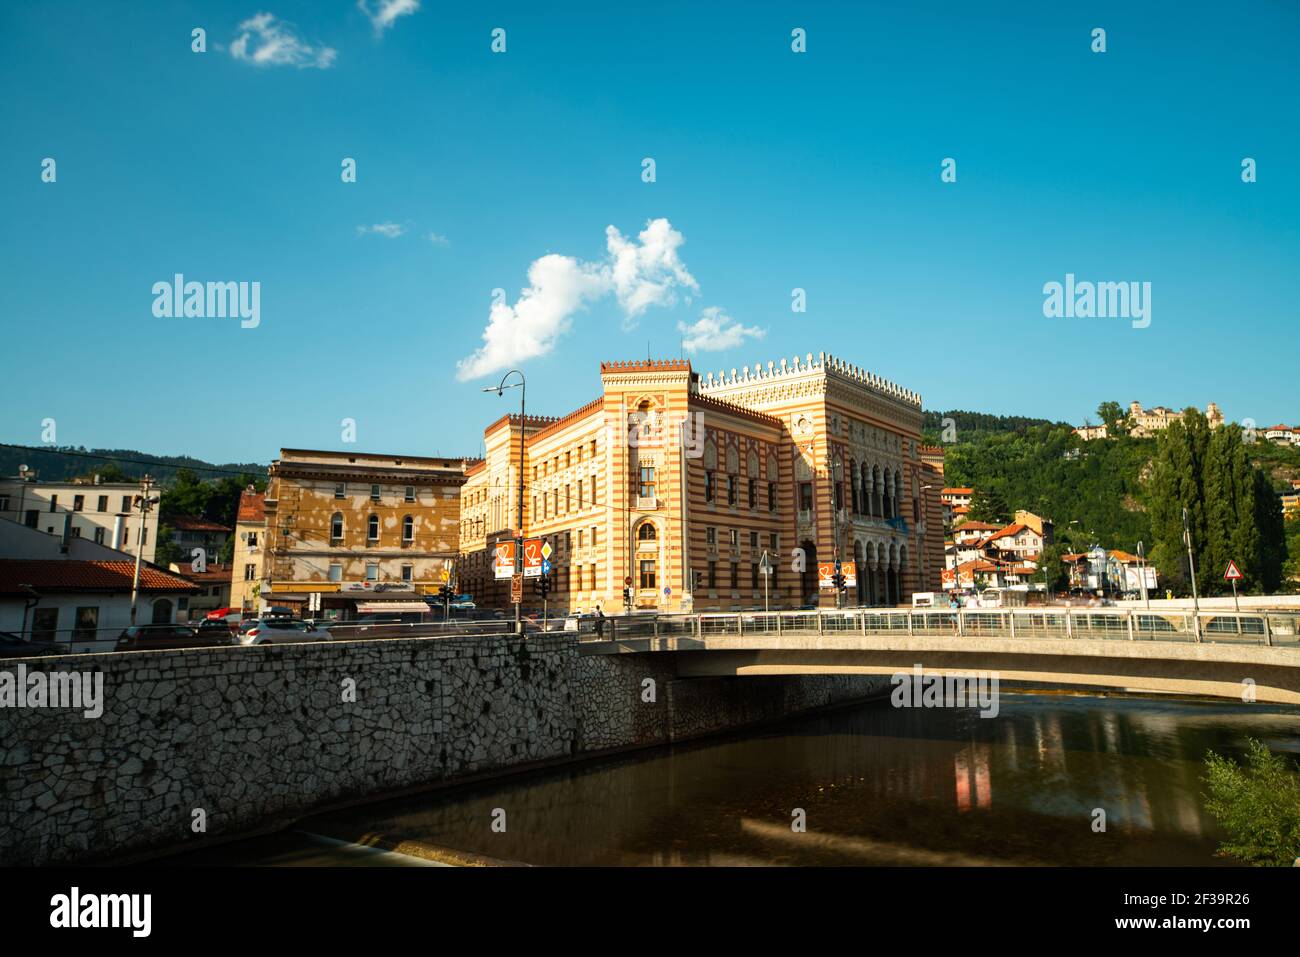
594;606;605;638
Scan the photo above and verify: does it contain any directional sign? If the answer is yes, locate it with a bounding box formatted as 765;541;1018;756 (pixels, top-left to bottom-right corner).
523;538;543;578
510;574;523;604
493;541;516;580
1224;560;1244;582
541;558;552;576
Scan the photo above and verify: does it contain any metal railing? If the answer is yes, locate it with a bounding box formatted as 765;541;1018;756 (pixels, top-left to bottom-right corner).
579;607;1300;648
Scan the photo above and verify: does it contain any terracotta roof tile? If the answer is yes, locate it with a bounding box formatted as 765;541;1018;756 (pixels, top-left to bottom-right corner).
0;560;200;596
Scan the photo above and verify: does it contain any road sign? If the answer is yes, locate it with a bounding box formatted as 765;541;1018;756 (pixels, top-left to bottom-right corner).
759;550;772;576
1224;560;1243;581
510;574;523;603
541;541;553;560
541;558;552;576
523;538;543;578
493;541;517;580
663;586;671;596
624;576;633;586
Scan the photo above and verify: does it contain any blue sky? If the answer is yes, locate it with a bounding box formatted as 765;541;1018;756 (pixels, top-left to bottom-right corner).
2;1;1297;465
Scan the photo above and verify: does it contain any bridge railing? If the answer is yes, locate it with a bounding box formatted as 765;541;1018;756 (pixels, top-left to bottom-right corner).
591;607;1300;648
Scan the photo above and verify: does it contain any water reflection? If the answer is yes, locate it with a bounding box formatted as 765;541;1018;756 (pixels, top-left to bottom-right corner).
239;694;1300;866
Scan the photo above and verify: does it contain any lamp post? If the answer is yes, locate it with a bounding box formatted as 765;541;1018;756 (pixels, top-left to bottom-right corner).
483;371;526;636
831;455;843;609
128;475;158;626
1136;539;1150;610
1182;506;1201;641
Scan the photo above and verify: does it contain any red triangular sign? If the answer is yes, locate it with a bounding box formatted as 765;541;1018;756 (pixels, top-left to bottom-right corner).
1224;560;1243;581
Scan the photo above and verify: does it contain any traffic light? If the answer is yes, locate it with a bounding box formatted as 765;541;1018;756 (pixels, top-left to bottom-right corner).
832;572;846;592
537;573;552;598
622;586;632;606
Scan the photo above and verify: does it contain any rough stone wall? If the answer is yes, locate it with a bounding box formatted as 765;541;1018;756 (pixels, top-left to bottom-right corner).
0;637;885;865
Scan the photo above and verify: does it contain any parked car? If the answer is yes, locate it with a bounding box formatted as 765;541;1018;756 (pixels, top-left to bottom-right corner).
195;617;238;641
115;624;231;652
236;618;332;646
0;630;64;658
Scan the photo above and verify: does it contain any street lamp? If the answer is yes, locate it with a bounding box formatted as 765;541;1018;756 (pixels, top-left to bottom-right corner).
482;371;526;636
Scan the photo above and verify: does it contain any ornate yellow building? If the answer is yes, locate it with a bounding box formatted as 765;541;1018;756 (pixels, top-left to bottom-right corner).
459;353;944;613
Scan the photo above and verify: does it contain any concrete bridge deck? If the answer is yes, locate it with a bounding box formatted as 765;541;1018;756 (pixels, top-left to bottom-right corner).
578;608;1300;705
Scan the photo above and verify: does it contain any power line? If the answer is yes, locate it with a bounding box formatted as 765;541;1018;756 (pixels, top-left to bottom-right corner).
0;443;269;479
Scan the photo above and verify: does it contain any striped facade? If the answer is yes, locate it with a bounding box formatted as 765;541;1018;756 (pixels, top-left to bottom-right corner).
459;353;943;614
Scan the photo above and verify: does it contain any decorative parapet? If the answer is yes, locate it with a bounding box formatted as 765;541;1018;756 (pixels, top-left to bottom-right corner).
696;351;922;407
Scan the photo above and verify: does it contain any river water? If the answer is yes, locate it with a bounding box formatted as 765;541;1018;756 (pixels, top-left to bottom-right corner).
178;692;1300;866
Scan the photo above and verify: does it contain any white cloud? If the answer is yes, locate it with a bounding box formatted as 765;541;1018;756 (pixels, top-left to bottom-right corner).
605;219;698;325
456;218;700;381
357;222;406;237
358;0;420;32
230;12;337;69
455;255;609;381
427;232;450;246
678;307;765;353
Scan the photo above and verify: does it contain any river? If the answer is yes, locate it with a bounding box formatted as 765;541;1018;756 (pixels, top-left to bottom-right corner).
174;692;1300;866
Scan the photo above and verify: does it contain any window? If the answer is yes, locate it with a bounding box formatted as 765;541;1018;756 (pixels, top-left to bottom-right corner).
566;451;571;468
367;514;380;541
727;475;737;506
71;526;81;538
31;608;57;642
730;562;739;589
245;563;258;581
402;515;414;542
73;495;84;511
566;484;572;512
708;561;717;589
73;606;99;641
24;510;38;528
578;529;585;548
93;527;105;544
335;483;346;498
577;482;584;508
365;562;379;581
405;485;416;503
590;475;597;505
750;531;758;548
729;529;739;548
589;565;597;590
50;495;58;512
768;482;776;512
747;479;756;509
590;526;598;547
331;512;344;541
706;527;716;546
401;564;413;582
751;563;759;590
799;483;814;512
638;523;657;541
639;466;656;499
247;531;258;547
370;484;381;501
150;600;172;625
705;471;716;503
121;496;131;512
770;533;780;552
639;559;656;590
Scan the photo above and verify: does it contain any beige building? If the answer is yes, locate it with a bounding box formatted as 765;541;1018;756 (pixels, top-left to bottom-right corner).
1125;400;1224;437
458;353;943;613
261;450;464;618
229;486;265;613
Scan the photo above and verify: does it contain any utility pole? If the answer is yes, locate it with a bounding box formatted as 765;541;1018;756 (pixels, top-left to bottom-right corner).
128;475;158;626
484;371;527;635
1136;540;1150;610
1182;507;1201;640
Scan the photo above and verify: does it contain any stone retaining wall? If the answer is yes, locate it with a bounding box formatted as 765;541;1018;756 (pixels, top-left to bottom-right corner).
0;635;887;865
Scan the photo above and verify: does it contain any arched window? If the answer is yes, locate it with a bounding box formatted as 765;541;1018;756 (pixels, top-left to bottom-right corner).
150;598;172;625
330;512;344;540
637;522;657;541
367;514;379;541
402;515;414;542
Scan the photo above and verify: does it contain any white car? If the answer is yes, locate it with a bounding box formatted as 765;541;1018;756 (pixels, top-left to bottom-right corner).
236;618;332;646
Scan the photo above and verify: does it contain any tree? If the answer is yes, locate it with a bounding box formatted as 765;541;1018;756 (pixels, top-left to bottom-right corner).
152;524;185;568
1149;415;1283;596
1202;739;1300;866
1096;401;1128;436
968;486;1011;525
1038;542;1068;593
